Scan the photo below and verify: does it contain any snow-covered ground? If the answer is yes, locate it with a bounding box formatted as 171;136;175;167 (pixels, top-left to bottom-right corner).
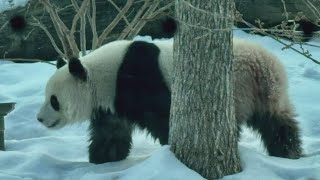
0;0;28;12
0;30;320;180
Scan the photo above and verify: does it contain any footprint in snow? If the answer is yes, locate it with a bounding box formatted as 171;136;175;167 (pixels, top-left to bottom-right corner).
302;67;320;80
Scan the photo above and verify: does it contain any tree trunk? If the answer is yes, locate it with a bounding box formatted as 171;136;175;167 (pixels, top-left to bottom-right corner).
169;0;241;179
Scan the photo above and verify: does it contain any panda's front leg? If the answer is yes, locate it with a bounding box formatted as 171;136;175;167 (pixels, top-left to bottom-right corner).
88;108;132;164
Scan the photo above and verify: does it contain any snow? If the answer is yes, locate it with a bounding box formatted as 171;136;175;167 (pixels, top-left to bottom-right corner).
1;12;320;180
0;0;28;12
1;32;319;180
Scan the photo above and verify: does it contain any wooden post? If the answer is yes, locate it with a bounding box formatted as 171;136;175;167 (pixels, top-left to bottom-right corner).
0;103;15;151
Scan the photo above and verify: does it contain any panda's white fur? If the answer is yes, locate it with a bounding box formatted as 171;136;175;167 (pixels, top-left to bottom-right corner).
37;38;301;163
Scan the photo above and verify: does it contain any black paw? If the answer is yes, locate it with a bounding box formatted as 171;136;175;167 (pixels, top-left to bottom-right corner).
89;139;131;164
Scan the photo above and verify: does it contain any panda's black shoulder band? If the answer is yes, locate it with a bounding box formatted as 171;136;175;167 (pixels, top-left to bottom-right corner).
68;57;87;81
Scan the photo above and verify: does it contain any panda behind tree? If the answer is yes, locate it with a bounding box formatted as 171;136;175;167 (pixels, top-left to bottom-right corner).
37;21;302;164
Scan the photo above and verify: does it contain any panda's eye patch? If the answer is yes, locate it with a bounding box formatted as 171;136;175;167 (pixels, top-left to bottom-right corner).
50;95;60;111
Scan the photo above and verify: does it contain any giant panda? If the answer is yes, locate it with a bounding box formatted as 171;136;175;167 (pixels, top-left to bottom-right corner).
37;38;302;164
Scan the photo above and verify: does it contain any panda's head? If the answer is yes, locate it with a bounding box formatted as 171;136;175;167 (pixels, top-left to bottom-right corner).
37;58;93;129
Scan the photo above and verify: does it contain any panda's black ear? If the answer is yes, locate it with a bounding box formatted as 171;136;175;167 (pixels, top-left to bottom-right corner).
56;57;67;69
68;57;87;81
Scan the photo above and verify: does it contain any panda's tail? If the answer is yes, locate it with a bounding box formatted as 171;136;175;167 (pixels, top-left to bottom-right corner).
160;16;178;37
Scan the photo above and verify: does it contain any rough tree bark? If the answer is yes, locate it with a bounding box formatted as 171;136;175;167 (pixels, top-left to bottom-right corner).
169;0;241;179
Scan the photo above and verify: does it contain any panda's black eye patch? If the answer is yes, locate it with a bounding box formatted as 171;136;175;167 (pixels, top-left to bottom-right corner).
50;95;60;111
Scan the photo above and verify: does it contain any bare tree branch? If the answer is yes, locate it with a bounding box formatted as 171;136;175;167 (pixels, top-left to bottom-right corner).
38;0;69;57
57;4;74;13
108;0;130;26
303;0;320;20
91;0;99;50
70;0;80;12
235;12;320;65
80;14;87;56
39;0;76;58
281;0;289;21
70;0;89;56
118;0;150;40
149;1;174;19
29;17;66;59
30;0;174;60
0;21;8;32
70;0;90;34
96;0;133;47
126;1;159;39
39;0;80;58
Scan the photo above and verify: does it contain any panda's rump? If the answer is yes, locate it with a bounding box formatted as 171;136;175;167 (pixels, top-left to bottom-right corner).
233;39;292;123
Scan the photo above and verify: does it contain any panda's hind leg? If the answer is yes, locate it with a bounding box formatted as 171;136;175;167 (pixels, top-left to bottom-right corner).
88;108;132;164
247;111;302;159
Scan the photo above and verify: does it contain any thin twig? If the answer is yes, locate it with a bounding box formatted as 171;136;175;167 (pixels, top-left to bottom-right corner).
91;0;99;50
108;0;130;26
126;1;159;39
0;21;8;32
118;0;150;39
303;0;320;19
97;0;133;47
238;16;320;65
71;0;88;56
57;4;73;13
148;1;174;19
80;14;87;56
30;17;65;59
71;0;93;29
23;28;35;41
70;0;79;11
40;0;80;58
71;0;90;34
281;0;289;21
39;0;69;57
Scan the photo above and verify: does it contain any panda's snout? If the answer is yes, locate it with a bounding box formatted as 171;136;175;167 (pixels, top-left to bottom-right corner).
36;105;64;128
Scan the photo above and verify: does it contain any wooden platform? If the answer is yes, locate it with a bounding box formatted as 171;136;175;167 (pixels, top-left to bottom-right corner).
0;103;15;151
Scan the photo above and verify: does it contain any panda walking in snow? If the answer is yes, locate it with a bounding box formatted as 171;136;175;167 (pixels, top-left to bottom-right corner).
37;29;302;164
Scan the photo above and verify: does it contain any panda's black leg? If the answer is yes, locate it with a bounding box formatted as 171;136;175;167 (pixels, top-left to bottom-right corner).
144;115;169;145
89;108;132;164
152;125;168;145
247;112;302;159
